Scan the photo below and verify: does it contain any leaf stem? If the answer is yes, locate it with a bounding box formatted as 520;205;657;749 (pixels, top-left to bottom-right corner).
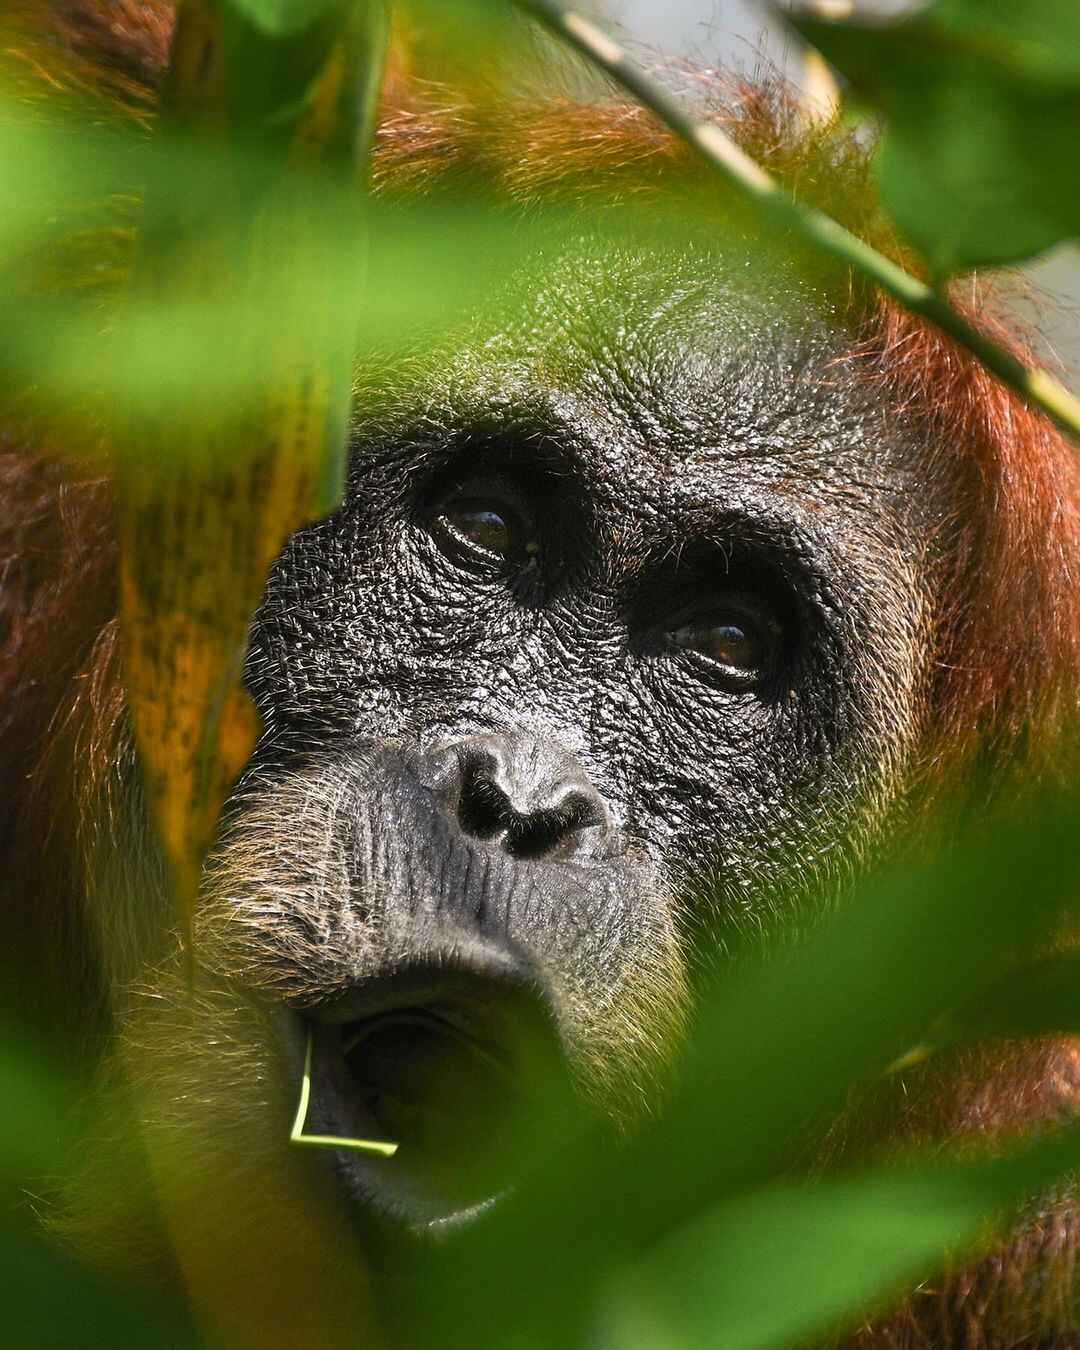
289;1024;398;1157
513;0;1080;445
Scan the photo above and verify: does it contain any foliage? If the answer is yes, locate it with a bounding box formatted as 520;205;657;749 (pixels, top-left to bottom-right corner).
404;791;1080;1350
519;0;1080;439
115;0;387;945
793;0;1080;277
2;1;1080;1348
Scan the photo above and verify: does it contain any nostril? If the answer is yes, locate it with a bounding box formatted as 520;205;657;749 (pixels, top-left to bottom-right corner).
458;762;513;842
503;790;604;859
421;732;615;862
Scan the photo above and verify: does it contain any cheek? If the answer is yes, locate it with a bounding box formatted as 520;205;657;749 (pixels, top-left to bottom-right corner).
249;525;540;740
618;718;806;870
606;661;787;846
614;607;927;883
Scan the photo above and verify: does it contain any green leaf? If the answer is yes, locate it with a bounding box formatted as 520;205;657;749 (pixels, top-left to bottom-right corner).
0;1029;79;1179
932;0;1080;81
792;2;1080;274
116;0;386;946
1;1215;200;1349
608;1124;1080;1350
945;951;1080;1043
224;0;346;37
394;0;534;94
412;787;1080;1350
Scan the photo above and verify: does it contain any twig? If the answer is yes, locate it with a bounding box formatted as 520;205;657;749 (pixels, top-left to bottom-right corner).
289;1024;398;1157
513;0;1080;445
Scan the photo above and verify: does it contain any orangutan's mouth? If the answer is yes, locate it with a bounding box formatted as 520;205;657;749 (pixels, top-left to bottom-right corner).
294;963;571;1240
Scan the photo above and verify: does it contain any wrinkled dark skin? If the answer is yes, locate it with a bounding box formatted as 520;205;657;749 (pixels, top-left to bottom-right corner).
248;235;944;923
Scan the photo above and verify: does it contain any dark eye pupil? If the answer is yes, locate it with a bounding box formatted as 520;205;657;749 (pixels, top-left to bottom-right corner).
442;506;511;557
672;620;757;671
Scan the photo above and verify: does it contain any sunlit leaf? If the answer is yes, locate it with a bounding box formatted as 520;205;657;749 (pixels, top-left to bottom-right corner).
792;1;1080;274
116;0;386;940
395;0;531;92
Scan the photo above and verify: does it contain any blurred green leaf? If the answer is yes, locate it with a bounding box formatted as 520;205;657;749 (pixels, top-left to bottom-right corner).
0;94;712;410
0;206;576;413
414;787;1080;1349
931;0;1080;79
1;1214;201;1350
0;1019;199;1346
396;0;530;89
792;0;1080;274
0;1030;77;1181
115;0;386;946
944;950;1080;1043
608;1121;1080;1350
227;0;346;37
611;1173;981;1350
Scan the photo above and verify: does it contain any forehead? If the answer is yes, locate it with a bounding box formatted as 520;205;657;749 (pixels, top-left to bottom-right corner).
355;229;940;547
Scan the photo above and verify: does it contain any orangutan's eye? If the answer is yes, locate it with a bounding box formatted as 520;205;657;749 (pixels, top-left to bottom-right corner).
429;483;538;573
668;606;778;689
436;502;514;560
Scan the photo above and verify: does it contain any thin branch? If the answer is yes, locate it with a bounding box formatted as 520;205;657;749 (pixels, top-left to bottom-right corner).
289;1024;398;1157
513;0;1080;446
